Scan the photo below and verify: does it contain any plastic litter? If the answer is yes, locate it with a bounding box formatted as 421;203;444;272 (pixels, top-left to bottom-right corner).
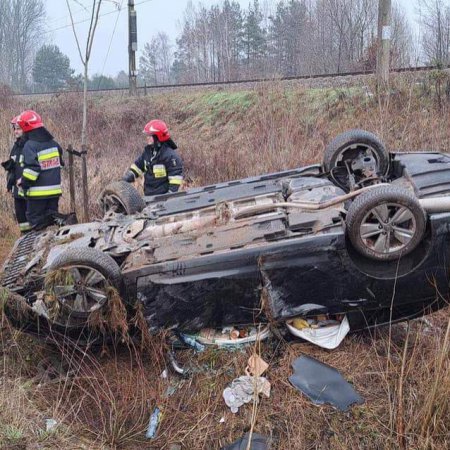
221;432;269;450
45;418;57;432
145;407;161;439
286;315;350;349
289;355;364;411
223;376;271;413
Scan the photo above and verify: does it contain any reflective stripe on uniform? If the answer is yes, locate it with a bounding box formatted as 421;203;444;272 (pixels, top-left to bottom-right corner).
37;148;59;161
26;184;62;197
23;168;39;181
19;222;32;232
130;164;144;176
153;164;167;178
168;175;183;185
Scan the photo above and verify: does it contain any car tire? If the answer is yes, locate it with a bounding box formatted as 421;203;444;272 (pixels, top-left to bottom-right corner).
346;186;427;261
46;248;123;320
99;180;146;216
324;129;390;190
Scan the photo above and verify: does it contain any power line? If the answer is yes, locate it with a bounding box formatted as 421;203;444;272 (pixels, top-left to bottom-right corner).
96;0;124;89
46;5;87;25
42;0;153;35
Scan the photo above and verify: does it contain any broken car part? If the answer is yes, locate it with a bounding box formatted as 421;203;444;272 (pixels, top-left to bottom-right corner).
221;432;269;450
289;355;364;411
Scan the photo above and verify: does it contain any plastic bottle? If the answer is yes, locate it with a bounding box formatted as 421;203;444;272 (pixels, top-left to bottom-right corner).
145;407;161;439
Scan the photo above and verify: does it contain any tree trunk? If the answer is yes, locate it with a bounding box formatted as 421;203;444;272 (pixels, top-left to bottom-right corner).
82;62;88;146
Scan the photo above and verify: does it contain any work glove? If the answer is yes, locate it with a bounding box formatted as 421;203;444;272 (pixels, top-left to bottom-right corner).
122;170;136;183
1;158;14;172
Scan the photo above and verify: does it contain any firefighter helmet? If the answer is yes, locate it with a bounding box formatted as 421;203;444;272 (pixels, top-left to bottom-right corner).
143;119;170;142
17;110;43;132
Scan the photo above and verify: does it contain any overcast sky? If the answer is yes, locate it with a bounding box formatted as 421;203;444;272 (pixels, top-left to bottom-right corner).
44;0;420;77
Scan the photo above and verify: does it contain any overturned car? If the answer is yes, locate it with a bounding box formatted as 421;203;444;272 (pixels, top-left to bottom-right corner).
2;129;450;344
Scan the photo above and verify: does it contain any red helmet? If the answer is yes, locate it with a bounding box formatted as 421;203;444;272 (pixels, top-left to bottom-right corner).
17;110;43;132
143;119;170;142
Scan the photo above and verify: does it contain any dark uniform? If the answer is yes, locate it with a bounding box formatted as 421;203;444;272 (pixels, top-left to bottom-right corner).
127;140;183;195
1;136;30;232
20;127;63;229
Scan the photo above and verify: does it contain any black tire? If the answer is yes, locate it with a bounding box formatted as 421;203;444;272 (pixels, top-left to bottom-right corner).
46;248;123;321
346;186;427;261
324;130;390;189
99;181;145;216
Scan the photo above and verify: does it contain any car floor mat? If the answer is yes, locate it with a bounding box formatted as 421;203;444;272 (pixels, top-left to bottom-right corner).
289;355;364;411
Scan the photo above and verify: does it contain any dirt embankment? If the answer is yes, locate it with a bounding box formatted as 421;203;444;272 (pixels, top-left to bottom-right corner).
0;79;449;449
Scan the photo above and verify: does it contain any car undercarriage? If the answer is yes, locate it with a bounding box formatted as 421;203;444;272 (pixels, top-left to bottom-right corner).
2;129;450;346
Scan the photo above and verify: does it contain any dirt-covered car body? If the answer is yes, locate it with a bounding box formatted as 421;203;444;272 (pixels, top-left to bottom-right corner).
2;132;450;340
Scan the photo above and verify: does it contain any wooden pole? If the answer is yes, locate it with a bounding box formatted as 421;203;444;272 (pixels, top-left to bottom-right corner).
81;144;90;222
376;0;392;91
67;145;76;213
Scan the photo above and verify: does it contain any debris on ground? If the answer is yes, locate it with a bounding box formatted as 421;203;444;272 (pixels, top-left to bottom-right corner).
186;325;271;347
245;354;269;377
286;314;350;349
145;407;161;439
178;333;206;352
223;376;271;413
45;418;58;432
221;432;269;450
289;355;364;411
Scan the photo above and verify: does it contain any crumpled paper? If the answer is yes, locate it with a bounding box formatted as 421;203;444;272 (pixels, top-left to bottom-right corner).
223;376;271;413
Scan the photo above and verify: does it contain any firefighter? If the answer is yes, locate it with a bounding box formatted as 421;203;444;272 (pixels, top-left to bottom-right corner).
16;110;64;230
123;119;183;195
1;116;30;233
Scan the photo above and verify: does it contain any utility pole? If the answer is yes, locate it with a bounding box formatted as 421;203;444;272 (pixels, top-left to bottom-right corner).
128;0;137;95
376;0;392;91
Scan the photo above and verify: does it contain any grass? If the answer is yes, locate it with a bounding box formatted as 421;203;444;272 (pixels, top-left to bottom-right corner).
0;73;449;448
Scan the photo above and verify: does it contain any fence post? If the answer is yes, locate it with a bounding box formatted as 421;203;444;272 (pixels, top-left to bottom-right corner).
81;144;90;222
67;145;76;213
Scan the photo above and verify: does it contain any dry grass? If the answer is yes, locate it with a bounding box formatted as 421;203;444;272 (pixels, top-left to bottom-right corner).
0;74;449;448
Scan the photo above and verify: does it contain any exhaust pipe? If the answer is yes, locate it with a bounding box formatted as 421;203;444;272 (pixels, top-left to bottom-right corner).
419;197;450;213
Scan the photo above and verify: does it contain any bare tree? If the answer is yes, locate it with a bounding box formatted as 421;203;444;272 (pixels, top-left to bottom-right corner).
139;32;173;85
66;0;103;147
172;0;414;82
419;0;450;65
0;0;45;91
66;0;104;222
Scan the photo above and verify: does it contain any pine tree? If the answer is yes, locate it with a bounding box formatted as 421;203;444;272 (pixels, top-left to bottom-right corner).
32;44;73;92
243;0;267;74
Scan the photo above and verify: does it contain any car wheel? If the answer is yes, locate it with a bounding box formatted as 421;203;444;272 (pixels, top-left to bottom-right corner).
99;181;146;216
324;129;390;191
46;248;123;322
346;186;427;261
